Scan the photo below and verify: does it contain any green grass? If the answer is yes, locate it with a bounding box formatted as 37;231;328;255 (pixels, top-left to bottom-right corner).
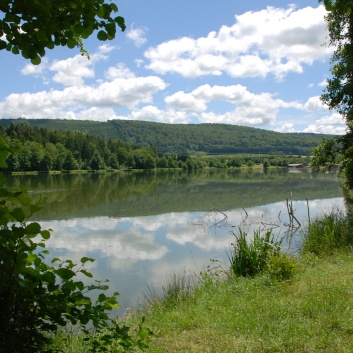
302;208;353;255
228;228;283;278
144;271;200;310
140;251;353;352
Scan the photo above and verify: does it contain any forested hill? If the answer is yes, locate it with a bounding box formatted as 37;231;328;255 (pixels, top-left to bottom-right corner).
0;118;334;155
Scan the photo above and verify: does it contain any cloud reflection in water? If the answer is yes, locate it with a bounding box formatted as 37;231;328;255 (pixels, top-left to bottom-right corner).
40;196;346;314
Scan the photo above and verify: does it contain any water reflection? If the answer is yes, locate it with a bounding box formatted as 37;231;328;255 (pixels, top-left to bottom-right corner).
4;169;346;314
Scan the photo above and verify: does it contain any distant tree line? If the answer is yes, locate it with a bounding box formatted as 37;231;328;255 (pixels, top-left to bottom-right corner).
0;119;334;156
0;124;195;172
0;124;311;172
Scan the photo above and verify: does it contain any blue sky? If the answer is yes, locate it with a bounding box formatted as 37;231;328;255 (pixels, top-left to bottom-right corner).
0;0;345;134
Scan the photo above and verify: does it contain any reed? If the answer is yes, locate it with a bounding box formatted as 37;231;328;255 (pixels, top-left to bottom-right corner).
302;209;353;255
144;271;199;309
228;228;283;277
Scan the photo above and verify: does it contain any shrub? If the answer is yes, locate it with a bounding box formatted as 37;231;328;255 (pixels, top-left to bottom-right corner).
0;138;152;352
266;253;296;281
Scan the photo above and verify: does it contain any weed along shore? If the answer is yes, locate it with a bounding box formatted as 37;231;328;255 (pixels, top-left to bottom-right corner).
127;210;353;353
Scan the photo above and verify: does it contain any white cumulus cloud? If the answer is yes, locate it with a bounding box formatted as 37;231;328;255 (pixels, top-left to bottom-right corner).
126;26;148;47
144;5;331;79
275;123;296;133
21;57;48;76
303;96;326;112
0;76;167;119
304;113;346;134
164;84;301;126
105;63;136;80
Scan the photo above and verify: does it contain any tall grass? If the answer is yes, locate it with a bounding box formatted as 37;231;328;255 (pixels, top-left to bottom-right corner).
302;209;353;255
228;228;284;277
144;271;199;309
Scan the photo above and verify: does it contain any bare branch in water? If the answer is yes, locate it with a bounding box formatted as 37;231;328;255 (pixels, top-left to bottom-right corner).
193;205;228;230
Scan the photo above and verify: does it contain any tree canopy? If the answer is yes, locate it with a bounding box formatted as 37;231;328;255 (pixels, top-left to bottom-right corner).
0;118;335;156
0;0;125;64
313;0;353;189
320;0;353;14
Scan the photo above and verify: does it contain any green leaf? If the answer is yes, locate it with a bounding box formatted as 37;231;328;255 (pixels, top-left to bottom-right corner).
106;301;119;309
48;283;58;292
31;56;41;65
11;207;25;222
111;3;118;12
11;46;19;55
36;29;48;41
17;193;32;206
81;27;93;39
73;24;84;35
105;23;116;37
26;253;37;263
97;7;105;19
56;268;75;280
42;271;56;284
21;48;30;59
80;269;93;278
47;41;55;50
0;40;6;50
67;39;76;49
76;281;84;290
76;299;91;305
41;230;51;240
115;16;126;31
97;30;108;41
81;256;95;264
62;281;76;292
25;222;41;235
324;0;334;11
98;293;107;303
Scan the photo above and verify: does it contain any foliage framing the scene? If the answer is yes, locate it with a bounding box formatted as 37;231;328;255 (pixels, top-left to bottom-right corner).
313;0;353;189
0;0;126;64
0;143;152;352
0;2;155;352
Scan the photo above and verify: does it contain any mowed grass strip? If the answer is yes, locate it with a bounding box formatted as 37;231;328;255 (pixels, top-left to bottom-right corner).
142;251;353;353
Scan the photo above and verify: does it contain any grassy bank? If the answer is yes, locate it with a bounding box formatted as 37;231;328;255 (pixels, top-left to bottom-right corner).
139;251;353;352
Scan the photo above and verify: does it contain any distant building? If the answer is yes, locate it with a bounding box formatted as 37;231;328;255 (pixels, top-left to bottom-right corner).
288;164;305;168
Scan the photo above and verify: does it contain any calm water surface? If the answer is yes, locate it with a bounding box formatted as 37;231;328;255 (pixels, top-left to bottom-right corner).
5;169;346;314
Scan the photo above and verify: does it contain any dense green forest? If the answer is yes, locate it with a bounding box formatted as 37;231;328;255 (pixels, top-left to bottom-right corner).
0;124;177;171
0;118;334;155
0;123;312;172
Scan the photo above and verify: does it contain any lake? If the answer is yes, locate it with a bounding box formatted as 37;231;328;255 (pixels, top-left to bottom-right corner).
4;168;346;315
